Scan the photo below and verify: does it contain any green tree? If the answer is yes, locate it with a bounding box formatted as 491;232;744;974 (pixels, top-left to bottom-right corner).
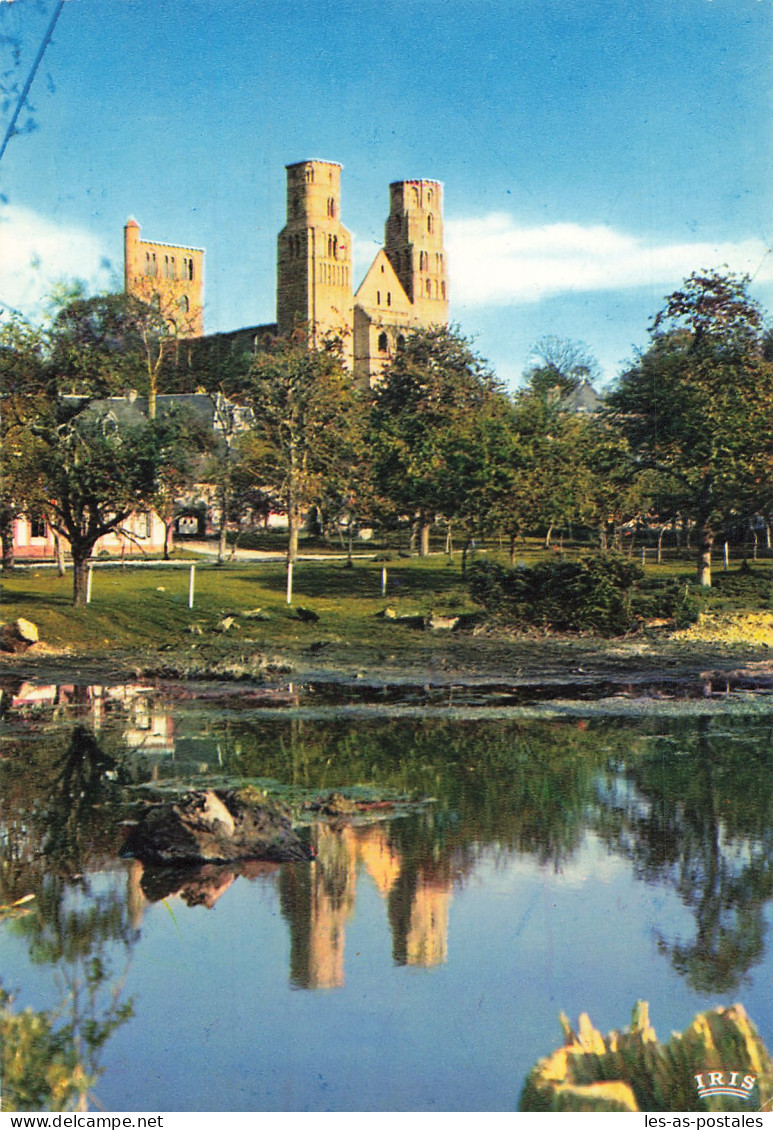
237;331;359;562
0;296;192;603
607;270;773;585
369;325;513;558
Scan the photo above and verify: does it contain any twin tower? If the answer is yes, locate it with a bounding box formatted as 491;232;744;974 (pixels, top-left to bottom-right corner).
125;159;449;385
278;160;448;382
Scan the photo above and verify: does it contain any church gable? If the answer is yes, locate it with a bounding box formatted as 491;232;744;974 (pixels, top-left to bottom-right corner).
354;250;411;317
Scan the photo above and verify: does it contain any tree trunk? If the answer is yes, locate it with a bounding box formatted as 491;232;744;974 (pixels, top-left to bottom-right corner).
55;533;67;576
217;485;228;564
163;519;174;561
420;520;430;557
657;526;665;565
287;504;300;563
544;523;553;549
72;551;90;607
461;537;473;577
698;522;713;587
445;523;453;556
0;508;14;572
509;533;517;567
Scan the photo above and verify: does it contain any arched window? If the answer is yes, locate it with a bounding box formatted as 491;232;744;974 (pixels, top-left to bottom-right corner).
427;213;434;234
425;279;431;297
179;295;190;313
427;188;433;204
411;187;419;206
187;259;194;281
378;332;388;353
441;281;446;299
397;334;406;351
327;197;336;218
305;166;314;183
386;292;391;306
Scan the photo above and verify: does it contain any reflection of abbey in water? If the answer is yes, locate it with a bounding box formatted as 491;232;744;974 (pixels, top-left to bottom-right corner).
279;820;452;988
126;817;452;988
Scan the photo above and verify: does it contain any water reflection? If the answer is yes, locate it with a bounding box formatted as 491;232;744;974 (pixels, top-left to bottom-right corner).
2;680;773;1108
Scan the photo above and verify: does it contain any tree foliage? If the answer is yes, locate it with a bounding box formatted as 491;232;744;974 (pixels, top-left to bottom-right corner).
607;270;773;585
369;325;513;555
237;331;361;561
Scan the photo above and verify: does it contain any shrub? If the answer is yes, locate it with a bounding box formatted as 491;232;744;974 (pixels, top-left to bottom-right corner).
468;556;644;635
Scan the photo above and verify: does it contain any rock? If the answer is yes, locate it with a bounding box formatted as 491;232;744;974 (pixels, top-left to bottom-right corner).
520;1001;773;1113
241;607;271;620
381;607;425;628
306;792;359;817
428;613;460;630
122;788;314;865
292;606;319;622
215;616;238;633
0;619;39;653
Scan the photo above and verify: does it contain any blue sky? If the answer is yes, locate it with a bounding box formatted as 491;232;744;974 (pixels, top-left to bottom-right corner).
1;0;771;387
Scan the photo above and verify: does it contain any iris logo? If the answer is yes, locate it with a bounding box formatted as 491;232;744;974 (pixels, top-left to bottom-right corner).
694;1071;756;1100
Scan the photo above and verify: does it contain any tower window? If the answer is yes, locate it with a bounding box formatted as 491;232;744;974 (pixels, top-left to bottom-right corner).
427;213;434;234
397;334;406;350
378;332;388;353
305;166;314;183
377;291;381;305
387;292;391;306
426;279;431;297
327;197;336;218
179;295;190;313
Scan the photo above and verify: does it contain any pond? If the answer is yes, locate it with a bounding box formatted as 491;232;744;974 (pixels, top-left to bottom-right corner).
1;675;772;1112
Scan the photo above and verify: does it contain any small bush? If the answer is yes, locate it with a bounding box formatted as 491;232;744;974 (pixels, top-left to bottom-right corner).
468;556;644;635
632;580;702;628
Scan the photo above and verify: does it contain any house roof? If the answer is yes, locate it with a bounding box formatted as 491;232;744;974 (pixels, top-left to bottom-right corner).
560;380;604;413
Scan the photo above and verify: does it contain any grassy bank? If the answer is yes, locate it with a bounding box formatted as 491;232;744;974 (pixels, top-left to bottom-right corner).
2;550;773;683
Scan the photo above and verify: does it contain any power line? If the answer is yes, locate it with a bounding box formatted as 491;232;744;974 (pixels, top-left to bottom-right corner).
0;0;66;164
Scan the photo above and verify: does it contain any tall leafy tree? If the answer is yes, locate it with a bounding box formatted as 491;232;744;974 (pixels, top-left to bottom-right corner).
369;325;513;558
0;296;195;603
607;270;773;585
237;331;360;562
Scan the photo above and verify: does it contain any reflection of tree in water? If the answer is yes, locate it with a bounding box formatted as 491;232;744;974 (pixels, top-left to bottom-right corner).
595;715;773;992
218;713;613;865
0;724;140;1110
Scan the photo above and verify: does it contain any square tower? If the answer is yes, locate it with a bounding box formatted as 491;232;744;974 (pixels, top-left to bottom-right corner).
124;219;204;337
276;160;354;358
384;180;448;323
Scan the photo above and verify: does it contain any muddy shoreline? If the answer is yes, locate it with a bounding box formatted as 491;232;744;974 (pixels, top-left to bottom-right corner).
4;629;773;692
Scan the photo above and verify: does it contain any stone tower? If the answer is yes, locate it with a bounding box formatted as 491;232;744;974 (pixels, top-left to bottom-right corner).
384;180;448;324
276;160;354;358
123;219;204;336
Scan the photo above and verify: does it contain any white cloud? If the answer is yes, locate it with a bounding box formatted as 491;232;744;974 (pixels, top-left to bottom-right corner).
446;213;773;306
0;204;115;321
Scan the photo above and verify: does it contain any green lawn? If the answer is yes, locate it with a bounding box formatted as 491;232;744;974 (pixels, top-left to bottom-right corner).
1;545;771;662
